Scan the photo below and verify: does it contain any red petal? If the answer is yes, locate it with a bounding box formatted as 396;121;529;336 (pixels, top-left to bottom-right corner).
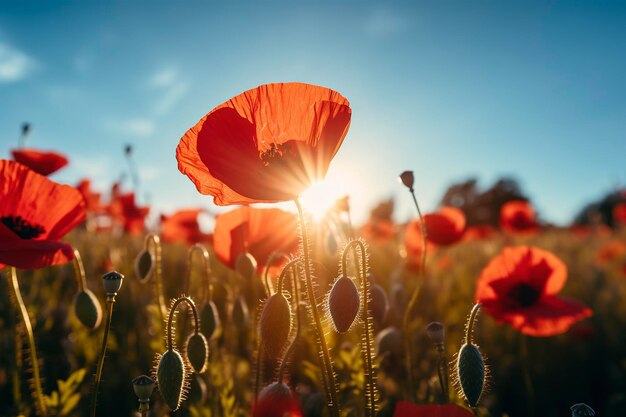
500;200;539;235
393;401;474;417
0;232;75;269
423;206;466;246
11;149;69;176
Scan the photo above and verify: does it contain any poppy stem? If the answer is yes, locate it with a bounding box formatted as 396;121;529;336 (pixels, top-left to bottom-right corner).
342;240;378;417
278;262;301;384
7;267;47;416
263;252;290;297
520;335;535;417
187;244;211;303
90;292;118;417
167;296;200;351
146;234;168;322
401;186;428;402
72;248;87;292
294;198;341;417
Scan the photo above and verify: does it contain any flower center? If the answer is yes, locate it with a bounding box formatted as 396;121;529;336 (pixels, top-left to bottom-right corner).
1;215;46;239
508;283;540;308
259;143;291;166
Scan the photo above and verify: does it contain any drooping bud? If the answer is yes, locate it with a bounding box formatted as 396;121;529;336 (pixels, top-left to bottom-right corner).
455;304;485;408
187;375;207;405
369;283;389;324
236;252;257;280
156;350;186;411
255;382;299;417
259;293;292;359
328;276;360;333
132;375;155;402
426;321;445;347
199;301;220;340
185;333;209;374
73;289;102;329
102;271;124;294
135;250;154;282
398;171;415;191
231;296;249;328
570;403;595;417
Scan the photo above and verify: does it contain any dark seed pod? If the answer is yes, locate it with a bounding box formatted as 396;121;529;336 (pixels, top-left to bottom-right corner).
571;403;595;417
328;276;360;333
200;301;220;340
376;327;403;357
132;375;155;402
187;374;207;405
135;250;154;282
185;333;209;374
456;343;485;407
102;271;123;294
156;350;186;410
259;293;292;360
369;283;389;324
232;296;249;328
236;252;257;280
73;289;102;330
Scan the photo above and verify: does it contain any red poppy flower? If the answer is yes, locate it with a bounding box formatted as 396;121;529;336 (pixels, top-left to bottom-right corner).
499;200;539;235
613;202;626;225
11;148;69;176
422;206;466;246
161;208;211;245
475;246;592;337
76;179;103;213
393;401;474;417
464;224;497;241
360;219;395;244
596;240;626;265
404;220;436;272
111;193;149;235
0;160;85;269
213;206;298;274
176;82;352;205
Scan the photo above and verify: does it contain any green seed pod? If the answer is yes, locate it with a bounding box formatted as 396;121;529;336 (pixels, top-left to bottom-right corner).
185;333;209;374
456;343;485;407
73;289;102;330
369;283;389;324
132;375;155;402
259;293;292;360
328;276;360;333
199;301;220;340
135;250;154;282
102;271;124;294
156;350;186;411
236;252;257;280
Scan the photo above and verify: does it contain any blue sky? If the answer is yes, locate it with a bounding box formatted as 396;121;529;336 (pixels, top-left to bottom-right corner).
1;1;625;226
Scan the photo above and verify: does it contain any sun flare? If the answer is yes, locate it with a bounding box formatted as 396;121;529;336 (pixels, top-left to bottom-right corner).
300;173;353;222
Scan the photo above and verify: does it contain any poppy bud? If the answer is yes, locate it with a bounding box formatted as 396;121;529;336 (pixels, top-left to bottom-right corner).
259;293;292;359
102;271;123;294
185;333;209;374
456;343;484;407
328;276;360;333
73;289;102;330
236;252;257;280
231;296;249;328
570;403;595;417
369;282;389;324
187;374;207;404
398;171;415;191
426;322;445;347
21;122;31;136
124;144;133;156
135;250;154;282
255;382;299;417
376;327;403;357
156;349;186;410
199;301;220;340
132;375;155;402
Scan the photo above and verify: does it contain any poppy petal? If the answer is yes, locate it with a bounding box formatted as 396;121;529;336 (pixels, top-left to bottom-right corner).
423;206;466;246
11;149;69;176
0;233;75;269
393;401;474;417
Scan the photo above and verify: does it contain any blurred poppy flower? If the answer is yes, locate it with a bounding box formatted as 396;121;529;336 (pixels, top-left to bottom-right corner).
475;246;592;337
76;179;103;213
11;149;69;176
613;202;626;225
360;219;395;244
422;206;466;246
393;401;474;417
464;224;497;241
213;206;298;274
176;82;351;205
596;240;626;265
0;160;85;269
111;193;149;235
161;208;211;245
499;200;539;235
404;220;436;272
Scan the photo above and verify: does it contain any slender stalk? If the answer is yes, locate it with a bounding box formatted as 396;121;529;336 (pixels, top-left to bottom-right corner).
146;234;167;321
8;267;47;416
278;262;301;383
187;244;211;302
342;240;377;416
263;252;290;297
166;296;200;351
401;187;428;401
520;335;534;417
435;347;449;403
294;198;340;417
72;248;87;292
90;294;116;417
465;304;481;345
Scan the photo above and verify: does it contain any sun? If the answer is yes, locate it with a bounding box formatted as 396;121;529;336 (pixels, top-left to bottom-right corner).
300;174;352;222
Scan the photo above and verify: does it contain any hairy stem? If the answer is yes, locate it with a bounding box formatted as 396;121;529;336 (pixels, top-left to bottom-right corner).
465;304;482;345
187;244;211;303
146;234;168;321
166;296;200;351
72;248;87;292
8;267;47;416
278;262;301;383
294;198;340;417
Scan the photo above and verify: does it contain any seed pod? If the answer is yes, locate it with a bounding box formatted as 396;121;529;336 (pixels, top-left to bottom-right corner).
73;289;102;329
236;252;257;280
456;343;485;407
426;322;445;346
185;333;209;374
156;350;186;410
259;293;292;360
135;250;154;282
376;327;403;357
255;382;297;417
369;283;389;324
132;375;155;402
102;271;124;294
232;296;249;328
571;403;595;417
200;301;220;340
328;276;360;333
